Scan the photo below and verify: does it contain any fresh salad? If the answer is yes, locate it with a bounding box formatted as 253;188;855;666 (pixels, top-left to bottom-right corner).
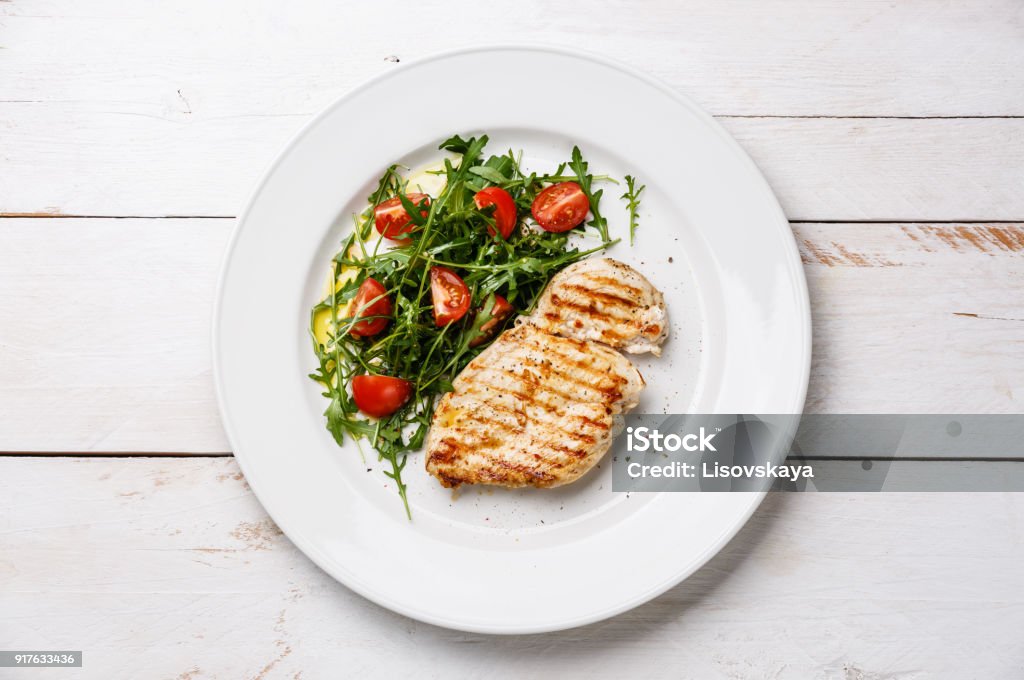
309;134;644;516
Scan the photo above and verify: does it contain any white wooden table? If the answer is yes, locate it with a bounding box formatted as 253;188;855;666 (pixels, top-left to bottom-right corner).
2;2;1023;677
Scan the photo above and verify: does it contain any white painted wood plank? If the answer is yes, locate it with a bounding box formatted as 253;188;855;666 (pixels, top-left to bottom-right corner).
722;118;1024;222
2;0;1022;119
1;219;1022;453
0;457;1020;678
4;111;1023;220
798;223;1024;416
0;219;232;453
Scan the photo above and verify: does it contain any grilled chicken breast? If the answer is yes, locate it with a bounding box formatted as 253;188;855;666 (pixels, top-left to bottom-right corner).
426;257;668;489
527;258;668;355
425;323;644;488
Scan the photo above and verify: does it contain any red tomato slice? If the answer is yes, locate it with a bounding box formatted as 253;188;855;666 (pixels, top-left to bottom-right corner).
351;374;412;418
374;193;430;242
531;182;589;232
470;295;514;347
473;186;518;239
429;266;471;326
348;277;393;338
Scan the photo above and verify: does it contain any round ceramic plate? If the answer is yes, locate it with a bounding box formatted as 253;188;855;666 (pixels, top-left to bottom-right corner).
214;46;810;634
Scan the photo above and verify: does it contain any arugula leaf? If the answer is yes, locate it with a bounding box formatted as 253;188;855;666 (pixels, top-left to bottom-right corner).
568;146;611;243
460;292;497;350
621;175;646;245
468;165;510;185
323;394;350;447
397;192;430;227
438;134;472;154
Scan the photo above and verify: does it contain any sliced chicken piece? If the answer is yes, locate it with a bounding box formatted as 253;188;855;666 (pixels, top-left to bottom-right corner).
425;323;644;489
526;258;668;355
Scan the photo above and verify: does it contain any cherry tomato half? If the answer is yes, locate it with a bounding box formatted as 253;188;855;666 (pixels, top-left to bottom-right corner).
469;295;515;347
351;374;412;418
531;182;589;233
348;277;393;338
374;193;430;243
473;186;518;240
429;266;471;326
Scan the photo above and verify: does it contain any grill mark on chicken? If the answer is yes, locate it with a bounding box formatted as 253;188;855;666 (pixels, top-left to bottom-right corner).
436;427;496;450
469;367;624;408
511;337;632;385
464;374;623;417
551;443;589;459
561;283;640;308
514;358;627;402
439;401;598;448
464;404;600;447
456;385;567;416
578;273;645;298
453;373;575;413
430;437;460;464
491;458;557;483
515;358;627;398
548;294;637;324
575;414;611;431
455;414;514;435
542;310;633;342
436;470;466;487
491;350;629;396
456;337;623;386
459;397;608;434
543;297;638;341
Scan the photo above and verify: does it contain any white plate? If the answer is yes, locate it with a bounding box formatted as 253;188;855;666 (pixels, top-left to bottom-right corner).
213;46;810;634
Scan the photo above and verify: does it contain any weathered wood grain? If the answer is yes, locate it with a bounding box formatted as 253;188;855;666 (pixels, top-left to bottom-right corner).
798;223;1024;416
0;456;1020;678
3;108;1022;220
0;219;232;453
722;118;1024;222
3;0;1022;119
2;0;1023;219
0;219;1021;453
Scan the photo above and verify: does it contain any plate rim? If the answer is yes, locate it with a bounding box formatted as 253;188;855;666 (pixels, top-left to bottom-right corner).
212;43;812;634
